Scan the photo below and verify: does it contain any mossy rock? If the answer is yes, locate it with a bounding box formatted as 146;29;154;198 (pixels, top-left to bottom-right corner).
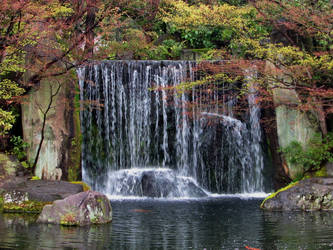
261;178;333;211
2;212;39;222
37;191;112;226
60;212;79;226
3;200;51;213
2;190;51;213
1;180;83;214
0;195;4;212
260;181;299;208
0;153;22;177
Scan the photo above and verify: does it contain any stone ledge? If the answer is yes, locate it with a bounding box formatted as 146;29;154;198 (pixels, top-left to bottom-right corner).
0;180;83;213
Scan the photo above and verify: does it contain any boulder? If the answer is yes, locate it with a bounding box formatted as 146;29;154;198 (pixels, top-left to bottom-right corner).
37;191;112;226
108;168;208;198
1;180;83;213
261;178;333;211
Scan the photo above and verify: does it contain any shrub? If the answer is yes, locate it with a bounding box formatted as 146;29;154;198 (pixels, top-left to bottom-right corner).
281;133;333;174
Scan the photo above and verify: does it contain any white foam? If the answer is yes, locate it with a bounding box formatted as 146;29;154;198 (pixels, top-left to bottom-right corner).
106;192;270;201
209;192;270;199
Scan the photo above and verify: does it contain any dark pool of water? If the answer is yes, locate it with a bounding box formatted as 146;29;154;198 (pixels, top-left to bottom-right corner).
1;197;333;249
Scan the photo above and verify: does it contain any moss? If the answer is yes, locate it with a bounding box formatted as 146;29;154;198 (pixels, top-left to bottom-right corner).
0;195;3;212
314;167;327;177
90;215;101;224
71;181;91;191
260;181;299;208
0;153;18;176
60;212;78;226
67;88;82;182
303;167;327;179
2;212;39;222
3;200;51;213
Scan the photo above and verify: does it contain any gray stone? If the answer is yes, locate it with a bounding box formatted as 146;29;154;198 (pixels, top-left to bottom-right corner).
262;178;333;211
1;180;84;213
37;191;112;226
325;162;333;177
21;80;81;180
2;180;83;202
266;61;319;179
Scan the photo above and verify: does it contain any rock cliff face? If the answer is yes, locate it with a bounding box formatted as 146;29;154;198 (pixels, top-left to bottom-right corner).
266;62;320;180
21;80;81;181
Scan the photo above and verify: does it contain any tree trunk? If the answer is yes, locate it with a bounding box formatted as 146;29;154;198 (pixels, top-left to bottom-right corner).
32;83;61;176
84;1;96;58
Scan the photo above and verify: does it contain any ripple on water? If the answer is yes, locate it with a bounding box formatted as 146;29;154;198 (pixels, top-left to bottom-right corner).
1;198;333;249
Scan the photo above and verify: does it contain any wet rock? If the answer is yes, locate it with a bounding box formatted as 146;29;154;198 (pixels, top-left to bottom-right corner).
109;168;208;198
141;171;176;197
261;178;333;211
37;191;112;226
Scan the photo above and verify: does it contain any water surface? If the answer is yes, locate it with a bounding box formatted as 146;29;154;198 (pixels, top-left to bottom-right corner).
1;198;333;249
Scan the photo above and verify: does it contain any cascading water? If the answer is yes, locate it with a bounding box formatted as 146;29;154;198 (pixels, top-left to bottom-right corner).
78;61;267;198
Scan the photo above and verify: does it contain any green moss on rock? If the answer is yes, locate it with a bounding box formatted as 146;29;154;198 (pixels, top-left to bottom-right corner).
314;167;327;177
3;200;51;213
60;212;78;226
0;153;20;177
67;90;82;182
0;195;4;212
260;181;299;208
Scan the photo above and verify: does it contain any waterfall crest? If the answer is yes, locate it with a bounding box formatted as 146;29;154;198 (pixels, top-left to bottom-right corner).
78;60;266;197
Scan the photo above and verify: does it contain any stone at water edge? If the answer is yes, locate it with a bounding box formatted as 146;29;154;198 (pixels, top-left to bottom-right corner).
37;190;112;226
1;180;83;213
261;178;333;211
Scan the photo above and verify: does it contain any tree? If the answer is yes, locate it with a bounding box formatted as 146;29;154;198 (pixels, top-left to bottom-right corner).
160;0;333;133
159;0;333;180
0;0;164;177
159;0;269;49
246;0;333;136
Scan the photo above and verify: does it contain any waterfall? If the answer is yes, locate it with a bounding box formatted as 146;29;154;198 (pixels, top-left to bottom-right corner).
78;60;266;197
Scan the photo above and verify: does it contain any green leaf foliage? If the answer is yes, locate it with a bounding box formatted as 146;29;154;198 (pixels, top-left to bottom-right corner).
10;136;29;161
281;133;333;174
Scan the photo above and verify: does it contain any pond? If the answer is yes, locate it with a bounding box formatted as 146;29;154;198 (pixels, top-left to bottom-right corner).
1;197;333;249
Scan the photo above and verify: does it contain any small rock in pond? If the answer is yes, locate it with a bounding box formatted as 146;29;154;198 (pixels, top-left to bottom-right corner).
37;190;112;226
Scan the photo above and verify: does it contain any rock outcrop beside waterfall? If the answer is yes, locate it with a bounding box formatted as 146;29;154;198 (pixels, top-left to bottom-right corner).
261;178;333;211
266;62;320;180
21;80;81;181
37;191;112;226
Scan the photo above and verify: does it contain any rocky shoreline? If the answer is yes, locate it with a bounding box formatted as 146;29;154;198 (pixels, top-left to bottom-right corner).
0;155;112;226
261;178;333;211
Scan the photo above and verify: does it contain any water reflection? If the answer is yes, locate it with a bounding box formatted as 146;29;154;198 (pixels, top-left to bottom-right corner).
262;211;333;250
1;198;333;249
